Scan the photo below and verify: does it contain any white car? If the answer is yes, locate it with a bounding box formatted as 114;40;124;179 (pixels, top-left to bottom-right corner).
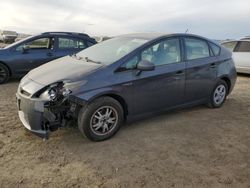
0;30;18;43
221;40;250;74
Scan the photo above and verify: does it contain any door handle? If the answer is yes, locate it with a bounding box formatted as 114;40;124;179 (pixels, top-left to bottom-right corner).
210;63;216;68
175;70;184;76
122;82;133;86
47;52;53;57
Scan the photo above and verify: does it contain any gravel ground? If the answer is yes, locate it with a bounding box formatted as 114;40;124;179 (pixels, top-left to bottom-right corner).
0;75;249;188
0;43;8;48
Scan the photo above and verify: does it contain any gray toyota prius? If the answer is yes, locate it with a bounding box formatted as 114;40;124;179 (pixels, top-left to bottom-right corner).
16;33;237;141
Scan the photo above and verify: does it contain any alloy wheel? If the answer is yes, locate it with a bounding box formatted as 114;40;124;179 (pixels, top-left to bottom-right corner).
90;106;118;136
213;84;226;105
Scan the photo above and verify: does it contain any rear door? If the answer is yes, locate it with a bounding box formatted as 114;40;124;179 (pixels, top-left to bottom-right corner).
55;36;89;58
184;37;218;102
233;41;250;71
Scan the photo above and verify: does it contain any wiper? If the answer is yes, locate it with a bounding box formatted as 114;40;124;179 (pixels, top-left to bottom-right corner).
83;57;102;64
71;54;101;64
71;54;83;60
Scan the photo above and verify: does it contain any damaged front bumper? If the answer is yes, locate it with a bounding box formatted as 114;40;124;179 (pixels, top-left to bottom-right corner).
16;92;52;139
16;94;79;140
16;91;84;139
16;77;86;139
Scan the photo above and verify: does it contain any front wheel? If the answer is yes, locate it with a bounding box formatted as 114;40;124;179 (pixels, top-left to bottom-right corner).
78;97;124;141
207;80;228;108
0;63;10;84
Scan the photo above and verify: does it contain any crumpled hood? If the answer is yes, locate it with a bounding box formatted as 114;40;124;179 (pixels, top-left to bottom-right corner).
27;55;103;86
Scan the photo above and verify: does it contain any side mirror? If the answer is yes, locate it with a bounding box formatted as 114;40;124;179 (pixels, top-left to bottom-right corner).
22;45;30;53
137;60;155;71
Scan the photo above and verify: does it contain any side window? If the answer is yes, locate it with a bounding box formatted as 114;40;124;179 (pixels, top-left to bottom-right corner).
119;38;181;71
221;41;237;52
16;37;54;51
209;42;220;56
235;41;250;52
141;38;181;66
120;56;139;71
185;38;210;60
58;37;87;49
87;41;94;47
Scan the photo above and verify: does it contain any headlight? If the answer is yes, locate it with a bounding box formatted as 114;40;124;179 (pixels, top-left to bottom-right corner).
39;80;87;101
48;87;58;101
39;82;71;101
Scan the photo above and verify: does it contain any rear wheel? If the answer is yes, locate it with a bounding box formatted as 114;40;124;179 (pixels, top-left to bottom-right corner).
0;63;10;84
78;97;124;141
208;80;228;108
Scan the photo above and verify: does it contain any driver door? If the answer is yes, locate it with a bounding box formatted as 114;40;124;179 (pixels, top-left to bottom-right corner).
118;37;186;116
11;37;56;75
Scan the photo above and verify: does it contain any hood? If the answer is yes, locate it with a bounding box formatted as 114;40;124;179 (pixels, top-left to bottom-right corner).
27;55;103;86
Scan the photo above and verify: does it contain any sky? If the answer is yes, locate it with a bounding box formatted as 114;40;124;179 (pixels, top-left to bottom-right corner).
0;0;250;39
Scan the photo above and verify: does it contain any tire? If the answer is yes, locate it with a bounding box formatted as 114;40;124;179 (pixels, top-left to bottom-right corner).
207;80;228;108
0;63;10;84
78;97;124;141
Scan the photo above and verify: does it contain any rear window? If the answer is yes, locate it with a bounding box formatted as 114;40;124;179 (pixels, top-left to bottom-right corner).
235;41;250;52
209;42;220;56
87;41;94;47
221;41;237;52
58;37;87;49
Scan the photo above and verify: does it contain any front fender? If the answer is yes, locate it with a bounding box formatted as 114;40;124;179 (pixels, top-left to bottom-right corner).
72;87;124;104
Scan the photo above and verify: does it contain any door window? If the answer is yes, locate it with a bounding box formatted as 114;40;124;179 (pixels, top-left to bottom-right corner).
87;41;95;47
16;37;54;51
120;38;181;71
185;38;210;60
221;41;237;52
58;37;87;49
235;41;250;52
141;38;181;66
120;56;139;71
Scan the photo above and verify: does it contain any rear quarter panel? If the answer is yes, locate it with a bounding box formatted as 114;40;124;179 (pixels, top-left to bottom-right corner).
217;48;237;93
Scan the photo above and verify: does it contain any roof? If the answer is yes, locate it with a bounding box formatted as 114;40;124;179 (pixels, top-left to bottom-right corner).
116;33;168;39
115;33;213;41
41;31;90;37
221;39;250;44
39;32;96;42
241;36;250;40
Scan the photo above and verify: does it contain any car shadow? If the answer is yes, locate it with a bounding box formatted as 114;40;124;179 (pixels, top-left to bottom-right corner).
8;78;21;83
237;73;250;78
51;104;207;145
123;104;206;129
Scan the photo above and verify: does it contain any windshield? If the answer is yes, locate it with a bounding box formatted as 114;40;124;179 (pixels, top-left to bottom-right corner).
77;37;149;65
4;36;33;49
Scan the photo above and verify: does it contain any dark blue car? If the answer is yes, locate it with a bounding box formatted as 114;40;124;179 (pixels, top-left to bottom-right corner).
0;32;96;84
16;33;237;141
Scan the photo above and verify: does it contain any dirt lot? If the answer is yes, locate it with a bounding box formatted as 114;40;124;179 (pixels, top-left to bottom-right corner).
0;75;249;188
0;43;8;48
